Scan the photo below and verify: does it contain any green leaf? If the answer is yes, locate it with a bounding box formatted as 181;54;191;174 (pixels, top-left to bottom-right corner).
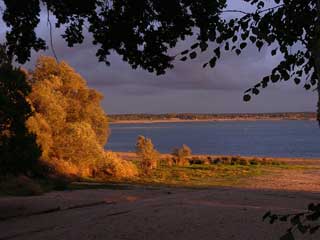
189;51;197;59
249;36;256;43
190;43;199;49
252;88;260;95
214;47;221;58
181;50;189;55
243;94;251;102
256;41;264;51
209;57;217;68
304;84;311;90
240;42;247;49
180;56;187;61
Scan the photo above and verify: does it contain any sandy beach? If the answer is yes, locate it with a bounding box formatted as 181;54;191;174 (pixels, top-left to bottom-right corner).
0;185;320;240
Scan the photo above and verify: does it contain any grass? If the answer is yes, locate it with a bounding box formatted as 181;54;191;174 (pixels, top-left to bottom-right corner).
1;155;316;196
120;163;303;188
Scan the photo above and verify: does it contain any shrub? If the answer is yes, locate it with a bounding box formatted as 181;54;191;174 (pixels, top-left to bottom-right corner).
231;156;239;165
205;156;212;165
189;157;204;165
239;158;249;165
97;152;138;179
221;157;231;165
172;144;192;166
161;156;174;167
136;136;159;173
249;158;259;165
212;157;222;164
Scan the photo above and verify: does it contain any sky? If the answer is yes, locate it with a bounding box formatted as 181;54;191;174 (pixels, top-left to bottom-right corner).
0;1;317;114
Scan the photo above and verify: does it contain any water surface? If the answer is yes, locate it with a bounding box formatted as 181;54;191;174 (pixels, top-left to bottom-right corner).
106;121;320;158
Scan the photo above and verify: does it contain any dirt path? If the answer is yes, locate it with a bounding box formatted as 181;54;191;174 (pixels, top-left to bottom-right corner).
243;168;320;192
0;186;319;240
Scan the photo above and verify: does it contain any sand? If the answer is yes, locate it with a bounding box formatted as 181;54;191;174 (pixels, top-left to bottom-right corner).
1;183;320;240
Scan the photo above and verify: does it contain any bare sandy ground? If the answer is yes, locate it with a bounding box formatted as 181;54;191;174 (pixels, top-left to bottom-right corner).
1;183;320;240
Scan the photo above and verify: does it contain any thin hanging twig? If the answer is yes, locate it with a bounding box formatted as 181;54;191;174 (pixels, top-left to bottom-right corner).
47;5;59;62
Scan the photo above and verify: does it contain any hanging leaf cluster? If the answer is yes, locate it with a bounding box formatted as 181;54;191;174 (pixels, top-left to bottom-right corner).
263;203;320;240
178;0;319;102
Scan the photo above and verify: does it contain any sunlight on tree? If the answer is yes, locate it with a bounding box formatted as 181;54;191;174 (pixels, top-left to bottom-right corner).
136;135;159;174
26;56;136;178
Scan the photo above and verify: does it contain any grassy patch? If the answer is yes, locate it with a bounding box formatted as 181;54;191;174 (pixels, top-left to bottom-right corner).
128;164;270;187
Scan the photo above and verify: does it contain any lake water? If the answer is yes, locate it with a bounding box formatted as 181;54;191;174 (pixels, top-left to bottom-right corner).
106;121;320;158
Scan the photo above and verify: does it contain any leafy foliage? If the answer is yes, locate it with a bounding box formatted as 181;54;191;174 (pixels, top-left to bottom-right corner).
263;203;320;240
172;144;192;166
136;135;159;174
26;56;110;177
0;44;41;175
2;0;226;75
177;1;320;120
100;151;138;179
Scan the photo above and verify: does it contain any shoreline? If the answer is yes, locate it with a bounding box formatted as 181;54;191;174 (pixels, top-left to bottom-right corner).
116;151;320;165
109;118;316;124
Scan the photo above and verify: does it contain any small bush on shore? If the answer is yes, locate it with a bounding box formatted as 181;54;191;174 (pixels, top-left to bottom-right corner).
99;152;138;179
239;159;249;166
136;136;159;174
189;157;205;165
172;144;192;166
161;156;174;167
249;158;259;165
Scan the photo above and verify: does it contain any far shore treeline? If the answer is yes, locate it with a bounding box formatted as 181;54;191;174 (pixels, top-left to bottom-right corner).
108;112;316;122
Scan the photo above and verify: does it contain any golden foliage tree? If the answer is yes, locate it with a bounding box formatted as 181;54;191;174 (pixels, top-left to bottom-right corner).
172;144;192;166
136;135;159;173
26;56;110;177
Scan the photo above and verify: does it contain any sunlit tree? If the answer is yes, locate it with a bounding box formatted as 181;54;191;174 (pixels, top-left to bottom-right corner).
27;56;109;175
136;135;159;173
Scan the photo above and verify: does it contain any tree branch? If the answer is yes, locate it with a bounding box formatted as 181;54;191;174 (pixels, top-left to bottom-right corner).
46;6;59;62
222;4;285;16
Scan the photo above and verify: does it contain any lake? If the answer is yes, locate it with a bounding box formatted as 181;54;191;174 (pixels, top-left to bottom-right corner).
106;120;320;158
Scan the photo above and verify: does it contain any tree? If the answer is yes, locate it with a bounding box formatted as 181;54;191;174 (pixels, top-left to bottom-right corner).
1;0;225;75
179;1;320;123
0;44;41;175
136;135;159;173
172;144;192;166
26;56;110;176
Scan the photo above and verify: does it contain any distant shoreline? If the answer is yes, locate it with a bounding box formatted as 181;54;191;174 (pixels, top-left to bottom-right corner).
109;112;316;124
110;118;316;124
116;151;320;163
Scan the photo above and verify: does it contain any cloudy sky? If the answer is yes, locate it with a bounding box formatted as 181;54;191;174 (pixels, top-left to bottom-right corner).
0;1;317;114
